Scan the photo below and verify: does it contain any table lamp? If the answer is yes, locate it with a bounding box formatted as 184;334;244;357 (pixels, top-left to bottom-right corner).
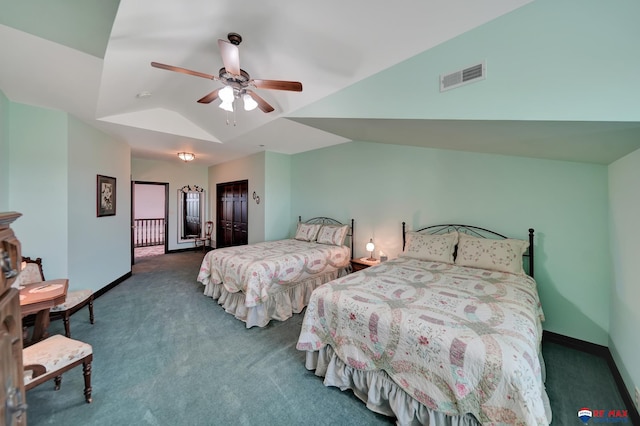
366;239;375;261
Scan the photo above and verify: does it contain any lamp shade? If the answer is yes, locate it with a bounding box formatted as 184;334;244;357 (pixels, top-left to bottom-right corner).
219;85;234;102
219;100;234;112
365;240;375;252
177;152;195;162
243;93;258;111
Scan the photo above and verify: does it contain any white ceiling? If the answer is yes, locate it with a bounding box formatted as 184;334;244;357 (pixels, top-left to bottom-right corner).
2;0;639;166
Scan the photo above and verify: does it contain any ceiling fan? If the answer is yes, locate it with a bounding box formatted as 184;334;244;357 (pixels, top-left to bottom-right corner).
151;32;302;114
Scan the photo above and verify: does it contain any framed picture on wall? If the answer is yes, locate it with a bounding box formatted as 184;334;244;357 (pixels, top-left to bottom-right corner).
97;174;116;217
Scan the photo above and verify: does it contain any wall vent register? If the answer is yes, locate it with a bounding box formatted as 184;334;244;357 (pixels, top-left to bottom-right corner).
440;61;486;92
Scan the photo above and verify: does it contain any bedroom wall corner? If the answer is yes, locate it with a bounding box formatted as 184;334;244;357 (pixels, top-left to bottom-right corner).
608;146;640;401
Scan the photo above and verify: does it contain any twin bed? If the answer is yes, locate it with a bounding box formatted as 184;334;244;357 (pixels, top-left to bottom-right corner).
197;217;353;328
297;223;551;425
197;219;551;425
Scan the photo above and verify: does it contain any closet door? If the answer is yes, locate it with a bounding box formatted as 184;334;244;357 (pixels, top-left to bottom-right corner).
216;180;248;248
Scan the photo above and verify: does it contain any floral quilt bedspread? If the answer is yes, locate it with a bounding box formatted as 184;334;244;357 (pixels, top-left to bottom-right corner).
297;257;550;425
197;239;350;307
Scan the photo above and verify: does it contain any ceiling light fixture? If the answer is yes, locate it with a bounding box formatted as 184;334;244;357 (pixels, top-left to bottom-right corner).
217;86;259;113
177;152;195;162
219;100;234;112
219;85;234;102
243;93;258;111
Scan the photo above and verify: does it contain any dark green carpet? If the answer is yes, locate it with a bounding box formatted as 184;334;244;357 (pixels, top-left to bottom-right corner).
24;252;631;425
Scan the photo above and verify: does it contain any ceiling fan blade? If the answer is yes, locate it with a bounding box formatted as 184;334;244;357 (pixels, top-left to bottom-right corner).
197;88;221;104
151;62;217;80
217;39;240;76
246;90;275;113
252;79;303;92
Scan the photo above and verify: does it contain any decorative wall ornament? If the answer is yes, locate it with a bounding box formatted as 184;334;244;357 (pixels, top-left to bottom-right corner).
180;185;204;193
252;191;260;204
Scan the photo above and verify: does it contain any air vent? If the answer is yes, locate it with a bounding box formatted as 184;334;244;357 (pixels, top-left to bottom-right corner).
440;61;486;92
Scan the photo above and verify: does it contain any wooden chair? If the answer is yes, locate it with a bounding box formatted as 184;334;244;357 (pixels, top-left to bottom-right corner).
23;334;93;403
195;221;214;252
18;257;94;338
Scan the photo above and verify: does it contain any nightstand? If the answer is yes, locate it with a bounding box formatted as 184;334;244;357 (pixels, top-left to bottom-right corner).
350;257;380;272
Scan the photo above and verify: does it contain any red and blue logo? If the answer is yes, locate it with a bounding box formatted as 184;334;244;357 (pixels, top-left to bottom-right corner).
578;407;629;424
578;408;593;424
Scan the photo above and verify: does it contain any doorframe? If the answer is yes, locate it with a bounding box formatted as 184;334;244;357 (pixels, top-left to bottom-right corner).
131;181;169;265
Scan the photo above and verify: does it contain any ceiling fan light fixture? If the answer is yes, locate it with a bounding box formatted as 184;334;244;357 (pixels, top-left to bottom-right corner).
243;93;258;111
219;85;234;102
219;100;234;112
177;152;195;162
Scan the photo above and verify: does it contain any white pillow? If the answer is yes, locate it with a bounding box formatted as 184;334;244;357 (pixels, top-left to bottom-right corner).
316;225;349;246
400;231;458;264
294;223;321;242
455;233;529;275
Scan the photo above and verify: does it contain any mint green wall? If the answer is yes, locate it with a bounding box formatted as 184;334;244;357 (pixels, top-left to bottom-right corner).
208;152;266;244
0;90;9;210
0;0;119;58
264;152;292;241
132;157;208;251
5;100;131;293
293;0;640;122
608;149;640;401
291;141;610;345
68;116;130;291
8;102;69;279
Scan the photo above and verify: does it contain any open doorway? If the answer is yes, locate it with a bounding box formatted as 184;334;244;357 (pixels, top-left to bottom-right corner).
131;181;169;264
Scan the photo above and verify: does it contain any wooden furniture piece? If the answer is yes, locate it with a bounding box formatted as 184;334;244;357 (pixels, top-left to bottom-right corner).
195;220;214;252
19;257;95;338
350;257;380;272
20;278;68;345
23;334;93;403
1;211;27;425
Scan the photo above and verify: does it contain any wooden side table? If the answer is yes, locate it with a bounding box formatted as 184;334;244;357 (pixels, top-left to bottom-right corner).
19;278;68;346
351;257;380;272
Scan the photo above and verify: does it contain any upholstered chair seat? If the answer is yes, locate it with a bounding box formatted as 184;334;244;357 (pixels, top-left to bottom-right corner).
49;289;95;338
18;257;95;338
23;334;93;403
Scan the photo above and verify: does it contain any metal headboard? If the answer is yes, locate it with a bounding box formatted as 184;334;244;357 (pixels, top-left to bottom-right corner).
402;222;535;278
299;216;355;260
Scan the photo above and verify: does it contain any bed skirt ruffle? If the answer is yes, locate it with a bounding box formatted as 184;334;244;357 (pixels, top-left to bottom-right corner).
304;346;480;426
204;270;342;328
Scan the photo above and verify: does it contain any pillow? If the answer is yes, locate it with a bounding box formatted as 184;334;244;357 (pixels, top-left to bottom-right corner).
455;233;529;275
294;223;321;242
316;225;349;246
400;231;458;263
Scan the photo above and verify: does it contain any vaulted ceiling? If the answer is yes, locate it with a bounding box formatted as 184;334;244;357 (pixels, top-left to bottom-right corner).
2;0;639;166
